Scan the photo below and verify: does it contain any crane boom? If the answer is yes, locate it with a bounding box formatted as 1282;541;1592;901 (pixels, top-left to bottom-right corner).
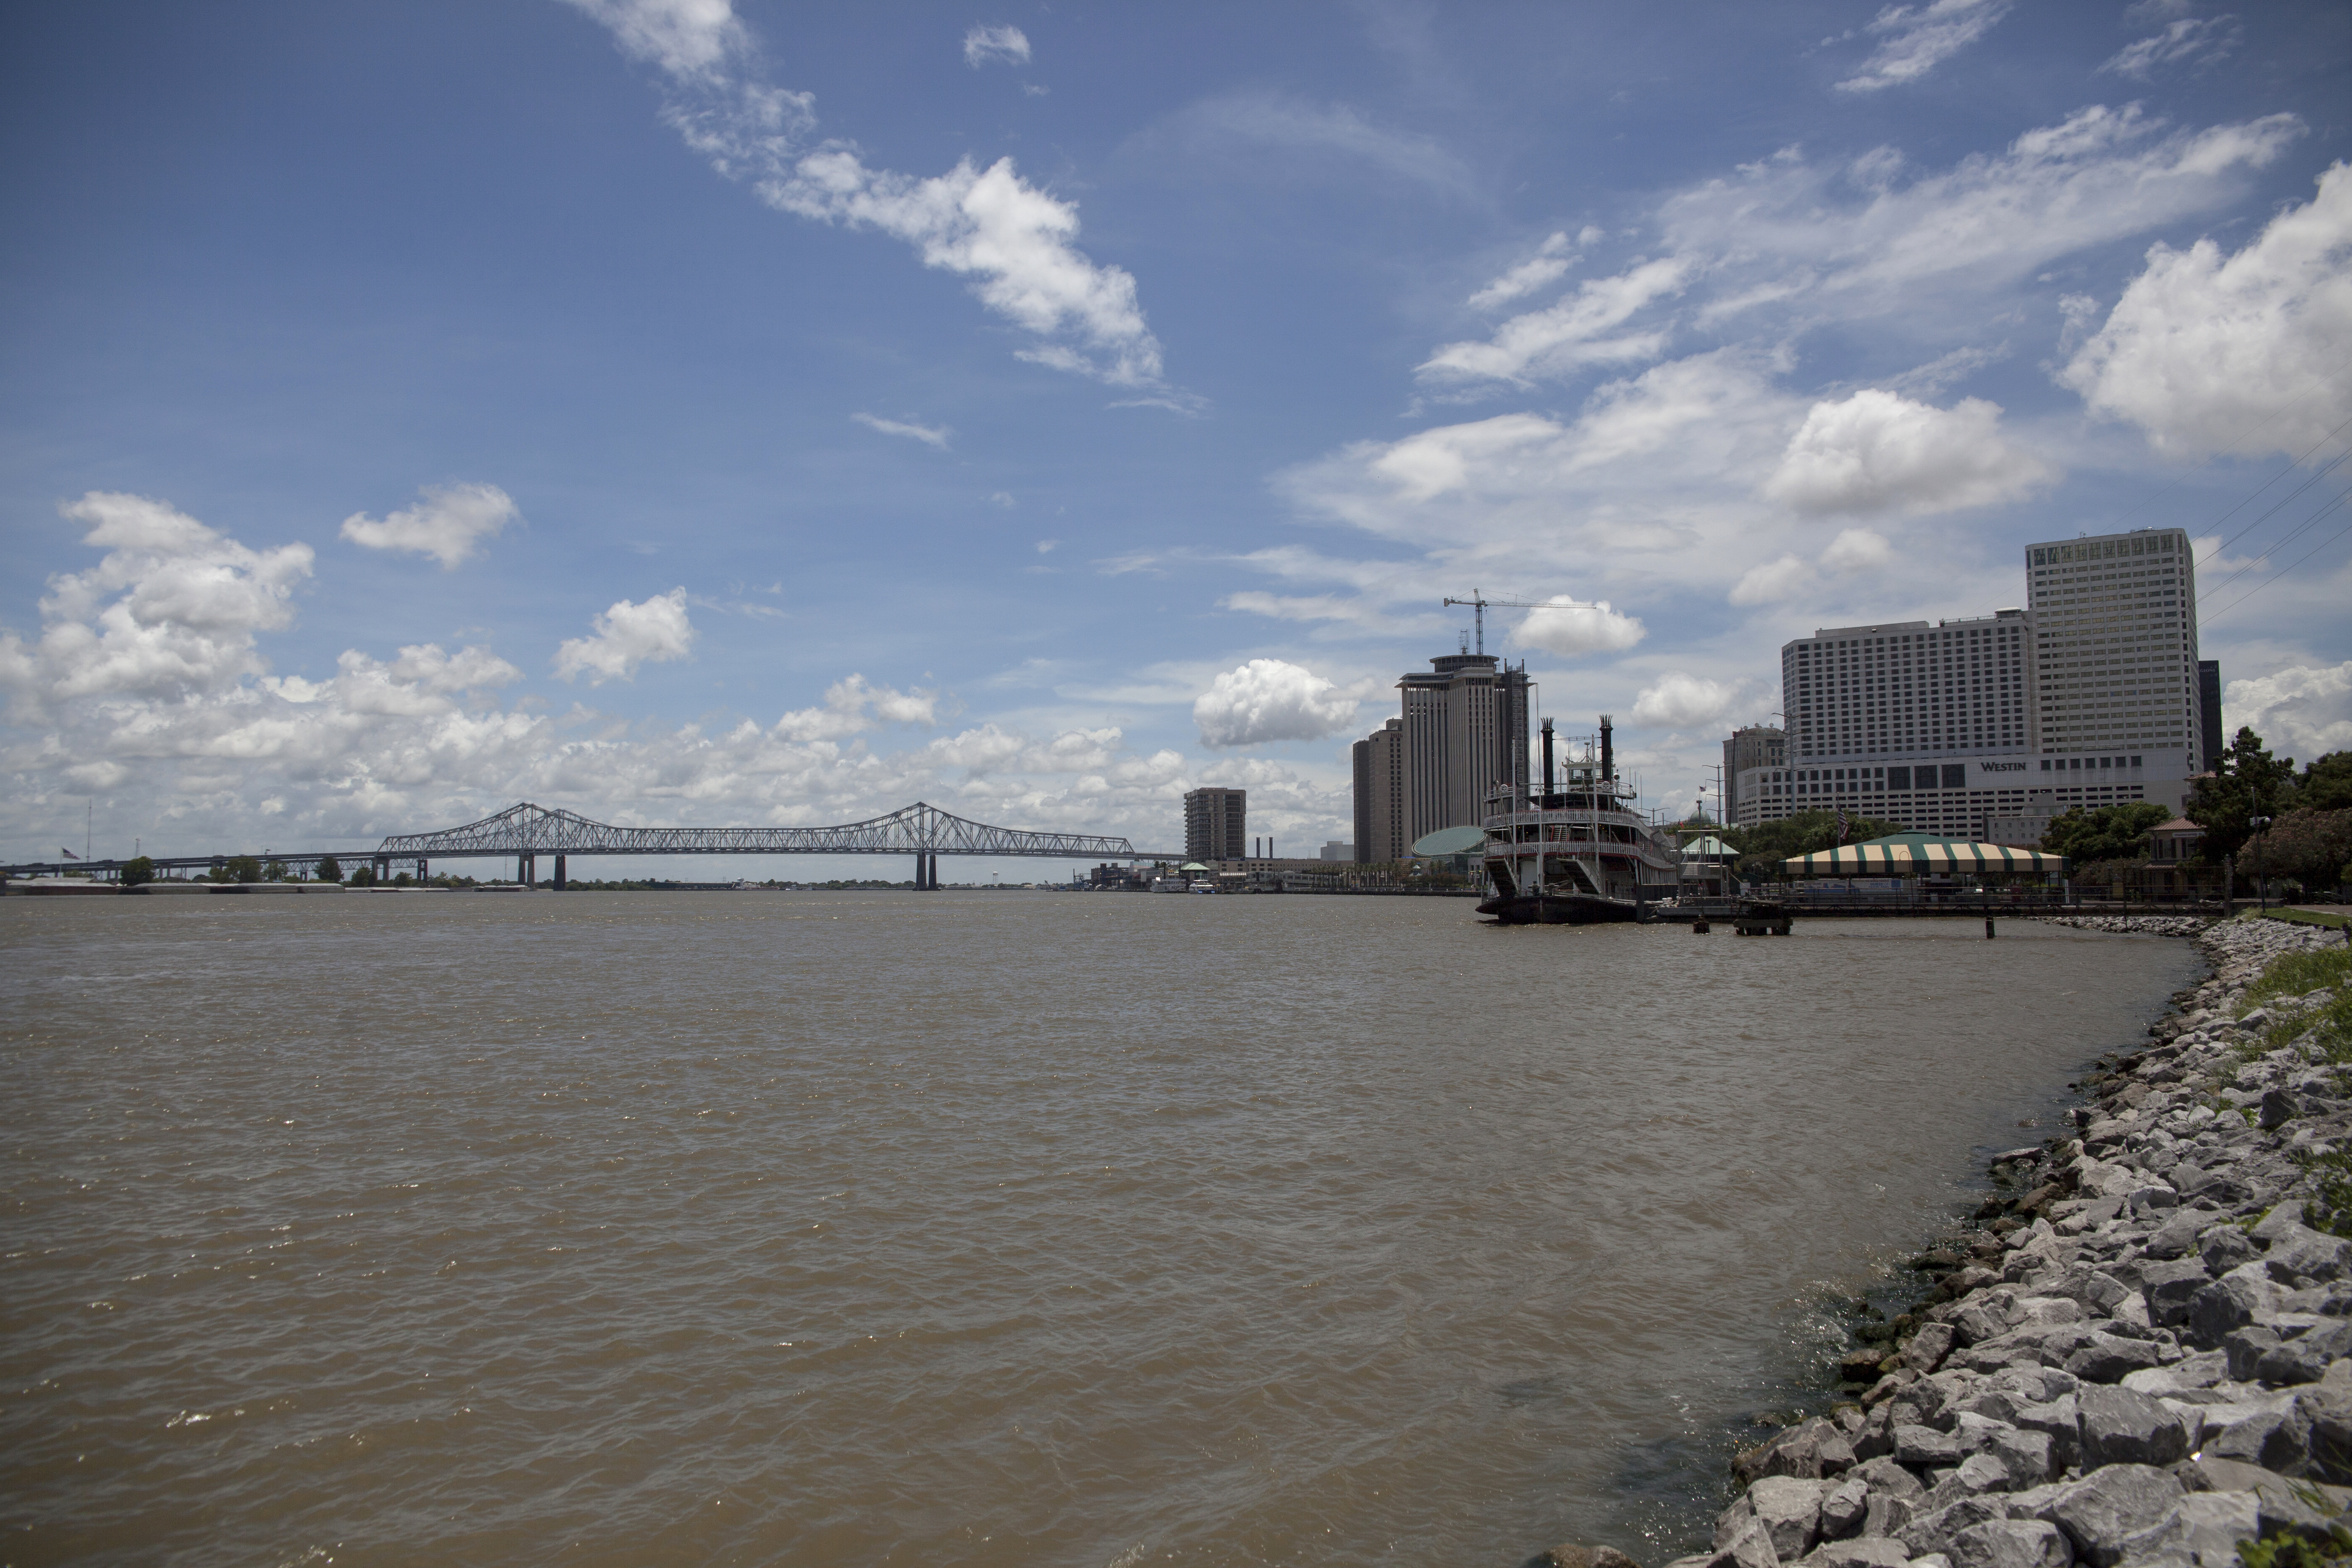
1442;589;1601;655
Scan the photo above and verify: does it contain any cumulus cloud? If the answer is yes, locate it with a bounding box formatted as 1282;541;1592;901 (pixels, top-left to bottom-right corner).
1834;0;2012;94
2102;15;2239;79
852;412;950;448
2060;162;2352;459
1511;600;1647;657
962;23;1030;67
1728;554;1817;607
1193;659;1360;748
1762;389;2055;517
1821;527;1895;572
774;673;943;741
338;482;518;568
0;492;313;718
565;0;1167;389
2;494;1341;854
552;589;697;684
1631;672;1738;729
2225;662;2352;758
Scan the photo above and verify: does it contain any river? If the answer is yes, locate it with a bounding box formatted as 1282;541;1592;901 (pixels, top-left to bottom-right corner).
0;893;2200;1565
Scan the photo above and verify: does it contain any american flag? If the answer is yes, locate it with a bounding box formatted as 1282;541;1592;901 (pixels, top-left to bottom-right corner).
60;846;79;859
1836;807;1851;843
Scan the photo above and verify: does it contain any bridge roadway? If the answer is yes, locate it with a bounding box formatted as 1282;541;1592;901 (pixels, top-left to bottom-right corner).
4;801;1185;890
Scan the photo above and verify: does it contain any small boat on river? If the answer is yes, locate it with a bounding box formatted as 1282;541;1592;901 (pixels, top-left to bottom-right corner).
1475;716;1683;925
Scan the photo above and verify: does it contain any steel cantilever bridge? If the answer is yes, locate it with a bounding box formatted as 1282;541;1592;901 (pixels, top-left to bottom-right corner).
371;801;1163;888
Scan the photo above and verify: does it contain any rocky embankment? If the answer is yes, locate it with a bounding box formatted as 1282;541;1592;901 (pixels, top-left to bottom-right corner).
1540;914;2352;1568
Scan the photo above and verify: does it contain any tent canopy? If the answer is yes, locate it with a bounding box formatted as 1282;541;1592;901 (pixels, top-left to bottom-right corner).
1681;836;1736;859
1780;832;2063;875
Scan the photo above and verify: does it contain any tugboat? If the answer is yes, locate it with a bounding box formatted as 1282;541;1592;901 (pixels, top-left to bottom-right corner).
1476;715;1683;925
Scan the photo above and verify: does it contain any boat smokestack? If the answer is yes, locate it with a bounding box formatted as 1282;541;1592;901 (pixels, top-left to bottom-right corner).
1541;717;1555;802
1599;714;1614;781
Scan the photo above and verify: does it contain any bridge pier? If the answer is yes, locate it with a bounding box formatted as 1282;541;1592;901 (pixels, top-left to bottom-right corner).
417;858;428;884
554;853;566;892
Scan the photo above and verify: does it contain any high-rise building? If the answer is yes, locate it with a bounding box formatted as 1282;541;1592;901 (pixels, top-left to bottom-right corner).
2199;660;2225;769
1734;527;2203;841
2025;527;2201;771
1353;718;1406;862
1397;651;1533;844
1184;787;1246;862
1721;725;1785;819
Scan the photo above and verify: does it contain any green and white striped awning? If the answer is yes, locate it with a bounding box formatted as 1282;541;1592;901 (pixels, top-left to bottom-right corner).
1780;835;2065;875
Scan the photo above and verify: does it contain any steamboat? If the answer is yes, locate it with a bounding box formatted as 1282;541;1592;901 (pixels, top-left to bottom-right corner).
1476;715;1683;925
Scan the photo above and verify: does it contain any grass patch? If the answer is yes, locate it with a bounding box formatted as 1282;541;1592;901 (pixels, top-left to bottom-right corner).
2261;907;2352;931
2241;945;2352;1011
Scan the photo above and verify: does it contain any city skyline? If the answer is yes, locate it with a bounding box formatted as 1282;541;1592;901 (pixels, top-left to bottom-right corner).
3;1;2349;874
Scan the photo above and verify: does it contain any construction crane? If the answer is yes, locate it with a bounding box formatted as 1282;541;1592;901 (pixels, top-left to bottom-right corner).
1442;589;1602;656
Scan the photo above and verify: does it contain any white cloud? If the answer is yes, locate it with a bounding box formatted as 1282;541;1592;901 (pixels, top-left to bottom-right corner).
963;23;1030;68
1467;232;1574;309
564;1;1168;390
2059;162;2352;459
0;492;313;718
2225;661;2352;758
0;495;1348;854
1511;600;1647;657
852;412;950;448
1728;554;1817;606
552;589;697;684
1822;528;1893;573
1193;659;1360;748
562;0;746;77
1421;256;1692;386
2102;15;2239;80
1660;106;2301;315
1762;389;2055;517
769;150;1164;386
774;673;942;741
338;482;518;568
1834;0;2012;94
1630;672;1737;729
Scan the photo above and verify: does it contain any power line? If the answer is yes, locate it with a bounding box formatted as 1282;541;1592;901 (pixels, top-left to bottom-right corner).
2194;436;2352;574
2195;473;2352;603
2198;493;2352;625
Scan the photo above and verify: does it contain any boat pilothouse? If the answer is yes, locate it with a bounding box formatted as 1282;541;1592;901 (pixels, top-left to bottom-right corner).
1477;714;1682;925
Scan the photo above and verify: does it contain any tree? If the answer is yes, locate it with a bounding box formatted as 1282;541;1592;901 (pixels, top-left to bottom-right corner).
2264;808;2352;892
314;855;343;883
224;854;263;884
2300;752;2352;813
120;855;155;887
2187;726;2298;860
263;859;288;882
348;862;377;887
2040;802;2170;865
1723;810;1902;880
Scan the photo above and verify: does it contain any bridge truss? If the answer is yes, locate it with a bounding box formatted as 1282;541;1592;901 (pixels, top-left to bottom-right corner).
376;801;1145;861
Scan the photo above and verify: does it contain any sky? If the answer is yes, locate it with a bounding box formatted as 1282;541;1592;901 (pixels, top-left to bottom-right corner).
3;0;2349;877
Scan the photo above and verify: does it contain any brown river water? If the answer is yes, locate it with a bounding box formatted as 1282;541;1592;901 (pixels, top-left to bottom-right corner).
1;893;2199;1567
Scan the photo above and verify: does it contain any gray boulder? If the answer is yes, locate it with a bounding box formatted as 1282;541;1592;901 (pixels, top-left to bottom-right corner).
1750;1477;1827;1560
2076;1386;2191;1468
2185;1264;2283;1349
1736;1417;1857;1483
1900;1497;2012;1561
2123;1492;2259;1568
1945;1519;2073;1568
1708;1512;1781;1568
2200;1226;2260;1276
2137;1259;2211;1328
1907;1322;1960;1375
1897;1424;1963;1466
2009;1397;2083;1474
2203;1402;2309;1472
2063;1335;2162;1385
1987;1426;2055;1489
2024;1464;2185;1568
2267;1223;2352;1286
2295;1378;2352;1483
1818;1476;1870;1541
2261;1087;2299;1130
1795;1541;1909;1568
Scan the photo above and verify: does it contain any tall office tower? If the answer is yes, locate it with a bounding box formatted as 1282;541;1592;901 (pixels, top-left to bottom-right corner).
1352;717;1406;862
1721;725;1785;819
2024;528;2202;789
1184;787;1246;862
1396;650;1534;842
2199;660;2225;769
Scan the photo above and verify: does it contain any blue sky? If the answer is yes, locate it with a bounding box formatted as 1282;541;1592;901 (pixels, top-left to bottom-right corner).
4;0;2349;871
